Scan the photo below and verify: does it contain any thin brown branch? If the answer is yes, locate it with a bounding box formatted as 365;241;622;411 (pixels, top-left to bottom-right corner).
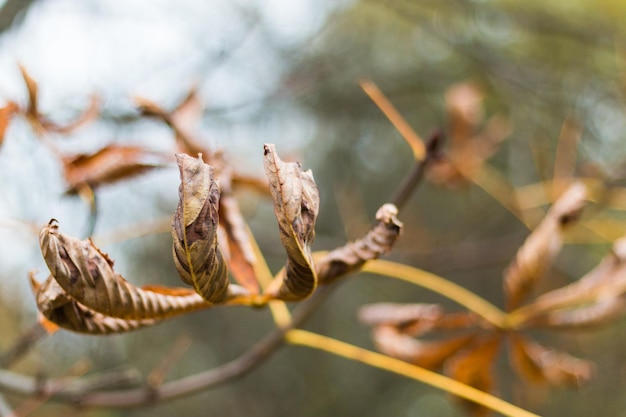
0;323;47;368
0;286;334;408
391;129;444;212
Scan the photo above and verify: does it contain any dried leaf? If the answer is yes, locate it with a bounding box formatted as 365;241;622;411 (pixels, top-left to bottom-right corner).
172;154;244;302
39;219;211;320
0;102;18;146
508;334;593;387
428;82;511;188
220;194;260;294
135;92;206;157
18;64;38;119
371;325;475;369
63;145;166;194
263;144;320;301
533;297;626;329
444;335;501;417
30;273;156;335
529;237;626;314
358;302;443;327
504;182;587;310
317;204;403;283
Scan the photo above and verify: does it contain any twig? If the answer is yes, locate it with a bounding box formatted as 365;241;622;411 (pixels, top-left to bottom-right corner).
391;129;443;212
0;323;47;368
286;330;540;417
0;393;13;417
0;286;334;408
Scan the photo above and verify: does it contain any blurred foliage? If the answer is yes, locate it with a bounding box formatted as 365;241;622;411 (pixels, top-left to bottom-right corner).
2;0;626;416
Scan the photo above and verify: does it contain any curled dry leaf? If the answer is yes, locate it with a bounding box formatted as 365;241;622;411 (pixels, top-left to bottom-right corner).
263;144;320;301
317;204;403;283
30;273;156;335
504;182;587;310
40;219;210;320
172;154;245;302
508;334;593;387
63;145;166;194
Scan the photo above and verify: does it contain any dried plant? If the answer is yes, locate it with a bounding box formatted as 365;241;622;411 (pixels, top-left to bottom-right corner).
2;68;626;417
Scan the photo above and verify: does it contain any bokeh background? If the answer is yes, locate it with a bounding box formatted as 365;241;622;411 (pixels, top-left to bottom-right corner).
2;0;626;416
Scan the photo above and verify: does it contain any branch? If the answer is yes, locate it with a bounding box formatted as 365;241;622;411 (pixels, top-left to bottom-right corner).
0;286;334;408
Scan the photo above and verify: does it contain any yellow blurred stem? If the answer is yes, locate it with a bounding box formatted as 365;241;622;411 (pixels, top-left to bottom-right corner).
246;225;292;326
359;79;426;161
362;259;508;329
286;330;540;417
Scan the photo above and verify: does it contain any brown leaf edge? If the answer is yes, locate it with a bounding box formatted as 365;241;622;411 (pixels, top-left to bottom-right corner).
40;219;211;320
263;144;320;301
30;272;157;335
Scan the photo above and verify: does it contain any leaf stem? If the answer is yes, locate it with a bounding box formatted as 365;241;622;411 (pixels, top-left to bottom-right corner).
362;259;508;328
286;329;540;417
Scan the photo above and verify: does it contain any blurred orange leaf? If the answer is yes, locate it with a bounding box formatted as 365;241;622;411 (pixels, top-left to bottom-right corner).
0;101;18;146
63;145;166;193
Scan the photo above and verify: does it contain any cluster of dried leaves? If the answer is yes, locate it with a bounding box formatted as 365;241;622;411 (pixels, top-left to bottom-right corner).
6;67;403;335
360;180;626;415
7;66;626;417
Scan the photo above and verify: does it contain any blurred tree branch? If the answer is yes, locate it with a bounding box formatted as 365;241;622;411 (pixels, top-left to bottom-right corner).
0;0;35;33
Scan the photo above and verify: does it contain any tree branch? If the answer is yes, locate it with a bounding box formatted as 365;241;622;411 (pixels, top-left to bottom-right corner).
0;286;334;408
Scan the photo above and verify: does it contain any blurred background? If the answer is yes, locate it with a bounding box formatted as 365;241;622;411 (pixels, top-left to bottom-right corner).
2;0;626;416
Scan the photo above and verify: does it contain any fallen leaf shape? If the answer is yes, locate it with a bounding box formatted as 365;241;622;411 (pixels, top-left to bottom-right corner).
508;334;593;387
317;204;402;283
172;154;245;302
39;219;211;320
263;144;320;301
30;273;156;335
504;182;587;310
63;145;166;194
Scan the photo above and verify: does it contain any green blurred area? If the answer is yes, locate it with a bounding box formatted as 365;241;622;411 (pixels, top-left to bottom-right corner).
2;0;626;416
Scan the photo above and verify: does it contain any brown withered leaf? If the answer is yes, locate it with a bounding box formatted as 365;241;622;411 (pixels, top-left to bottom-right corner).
263;144;320;301
358;302;443;327
427;82;511;188
63;145;166;194
508;334;593;387
317;204;403;283
219;194;260;294
134;91;206;157
18;64;38;120
171;154;247;302
30;273;157;335
39;219;211;320
0;102;18;146
444;335;502;417
523;237;626;328
371;325;475;369
504;182;587;310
